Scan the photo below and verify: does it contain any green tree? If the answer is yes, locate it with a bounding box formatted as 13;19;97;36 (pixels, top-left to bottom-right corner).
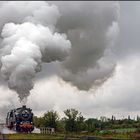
64;108;79;132
43;110;59;130
33;116;45;127
57;118;65;132
76;113;86;132
85;118;99;132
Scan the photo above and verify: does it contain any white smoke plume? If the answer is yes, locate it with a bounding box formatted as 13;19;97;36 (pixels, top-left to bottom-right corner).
0;1;71;102
0;1;119;102
1;127;16;134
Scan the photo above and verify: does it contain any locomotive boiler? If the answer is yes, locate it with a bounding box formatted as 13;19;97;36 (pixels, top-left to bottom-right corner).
6;105;34;133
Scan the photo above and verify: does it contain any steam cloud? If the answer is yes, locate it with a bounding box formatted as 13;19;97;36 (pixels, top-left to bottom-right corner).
0;1;119;102
0;1;71;102
50;1;119;90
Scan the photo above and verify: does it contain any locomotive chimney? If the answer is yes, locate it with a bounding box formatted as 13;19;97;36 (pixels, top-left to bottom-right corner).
22;105;26;108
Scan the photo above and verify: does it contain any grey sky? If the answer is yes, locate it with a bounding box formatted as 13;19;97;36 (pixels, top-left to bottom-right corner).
115;1;140;58
0;1;140;121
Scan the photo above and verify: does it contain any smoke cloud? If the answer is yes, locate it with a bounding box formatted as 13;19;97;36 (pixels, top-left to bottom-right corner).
50;1;119;90
0;1;71;102
0;1;119;102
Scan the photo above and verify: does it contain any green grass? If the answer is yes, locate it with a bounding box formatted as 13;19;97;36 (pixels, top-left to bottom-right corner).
6;133;130;140
6;133;84;140
5;130;136;140
7;134;65;140
100;128;137;134
91;128;138;139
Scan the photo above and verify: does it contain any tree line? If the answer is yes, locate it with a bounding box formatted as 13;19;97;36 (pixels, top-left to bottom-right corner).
33;109;140;132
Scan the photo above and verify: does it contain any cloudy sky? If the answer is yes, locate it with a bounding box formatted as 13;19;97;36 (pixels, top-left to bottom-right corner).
0;1;140;121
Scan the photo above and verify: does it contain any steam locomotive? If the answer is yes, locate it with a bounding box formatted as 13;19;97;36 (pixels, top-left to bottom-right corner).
6;105;34;133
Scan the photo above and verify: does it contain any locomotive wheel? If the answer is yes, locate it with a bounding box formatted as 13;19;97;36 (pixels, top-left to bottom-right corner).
16;125;21;132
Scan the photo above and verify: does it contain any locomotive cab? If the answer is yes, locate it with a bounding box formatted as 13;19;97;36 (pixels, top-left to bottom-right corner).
6;110;16;129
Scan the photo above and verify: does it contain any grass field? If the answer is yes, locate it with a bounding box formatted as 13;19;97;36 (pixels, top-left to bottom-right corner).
3;128;140;140
99;128;137;134
7;134;65;140
4;133;133;140
6;134;82;140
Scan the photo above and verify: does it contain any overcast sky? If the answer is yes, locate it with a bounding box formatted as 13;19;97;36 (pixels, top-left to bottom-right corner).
0;1;140;122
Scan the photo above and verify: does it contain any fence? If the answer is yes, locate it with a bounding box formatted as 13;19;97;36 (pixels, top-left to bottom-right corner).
40;127;55;134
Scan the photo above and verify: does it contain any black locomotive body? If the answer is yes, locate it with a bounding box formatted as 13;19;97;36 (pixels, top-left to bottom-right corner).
6;105;34;133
